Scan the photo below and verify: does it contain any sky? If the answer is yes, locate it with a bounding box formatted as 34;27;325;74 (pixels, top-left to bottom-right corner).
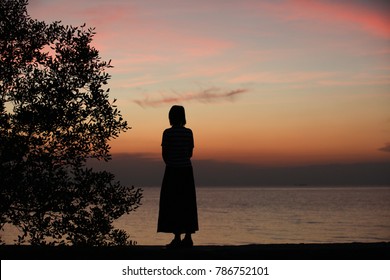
28;0;390;182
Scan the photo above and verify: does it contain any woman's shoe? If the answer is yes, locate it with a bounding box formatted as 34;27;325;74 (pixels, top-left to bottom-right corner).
181;238;193;248
166;238;181;249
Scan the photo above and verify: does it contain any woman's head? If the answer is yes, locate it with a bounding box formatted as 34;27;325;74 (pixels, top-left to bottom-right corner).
169;105;186;126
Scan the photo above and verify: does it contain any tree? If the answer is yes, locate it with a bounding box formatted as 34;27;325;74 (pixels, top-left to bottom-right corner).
0;0;142;245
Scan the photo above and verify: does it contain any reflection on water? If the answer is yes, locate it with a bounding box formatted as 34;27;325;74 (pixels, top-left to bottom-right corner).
3;186;390;245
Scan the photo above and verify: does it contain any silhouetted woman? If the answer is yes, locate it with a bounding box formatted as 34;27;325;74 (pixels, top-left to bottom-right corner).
157;105;198;248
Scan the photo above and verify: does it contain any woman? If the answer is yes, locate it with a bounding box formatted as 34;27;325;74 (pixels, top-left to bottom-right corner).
157;105;198;248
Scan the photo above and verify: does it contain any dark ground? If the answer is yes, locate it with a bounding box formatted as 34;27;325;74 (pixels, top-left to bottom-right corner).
1;242;389;260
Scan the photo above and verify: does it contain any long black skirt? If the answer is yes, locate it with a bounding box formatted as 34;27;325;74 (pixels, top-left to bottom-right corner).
157;165;198;234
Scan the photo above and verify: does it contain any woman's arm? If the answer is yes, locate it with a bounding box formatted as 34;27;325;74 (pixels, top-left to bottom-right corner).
188;147;193;158
162;146;169;164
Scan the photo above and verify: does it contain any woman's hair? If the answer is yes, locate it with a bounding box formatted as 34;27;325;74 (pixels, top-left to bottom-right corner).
169;105;186;126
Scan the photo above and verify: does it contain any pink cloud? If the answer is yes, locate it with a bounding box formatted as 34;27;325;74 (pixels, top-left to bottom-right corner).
125;23;233;59
255;0;390;39
30;1;233;68
79;4;130;26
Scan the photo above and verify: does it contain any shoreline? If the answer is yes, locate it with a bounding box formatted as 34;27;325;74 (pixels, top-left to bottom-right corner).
1;242;389;260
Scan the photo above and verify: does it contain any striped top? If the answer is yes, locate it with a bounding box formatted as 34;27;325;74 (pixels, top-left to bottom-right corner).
161;126;194;167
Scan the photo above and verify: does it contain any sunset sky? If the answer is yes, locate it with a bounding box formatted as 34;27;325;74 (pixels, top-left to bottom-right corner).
29;0;390;168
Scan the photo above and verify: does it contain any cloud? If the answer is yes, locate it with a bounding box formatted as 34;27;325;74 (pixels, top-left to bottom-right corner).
133;88;248;107
379;143;390;153
253;0;390;39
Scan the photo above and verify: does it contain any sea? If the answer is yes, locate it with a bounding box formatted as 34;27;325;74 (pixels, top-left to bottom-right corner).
2;186;390;245
118;186;390;246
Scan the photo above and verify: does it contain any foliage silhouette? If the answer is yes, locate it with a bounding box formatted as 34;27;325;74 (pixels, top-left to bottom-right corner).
0;0;142;245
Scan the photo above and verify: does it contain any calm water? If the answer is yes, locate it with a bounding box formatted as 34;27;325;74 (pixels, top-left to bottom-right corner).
3;186;390;245
117;186;390;245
